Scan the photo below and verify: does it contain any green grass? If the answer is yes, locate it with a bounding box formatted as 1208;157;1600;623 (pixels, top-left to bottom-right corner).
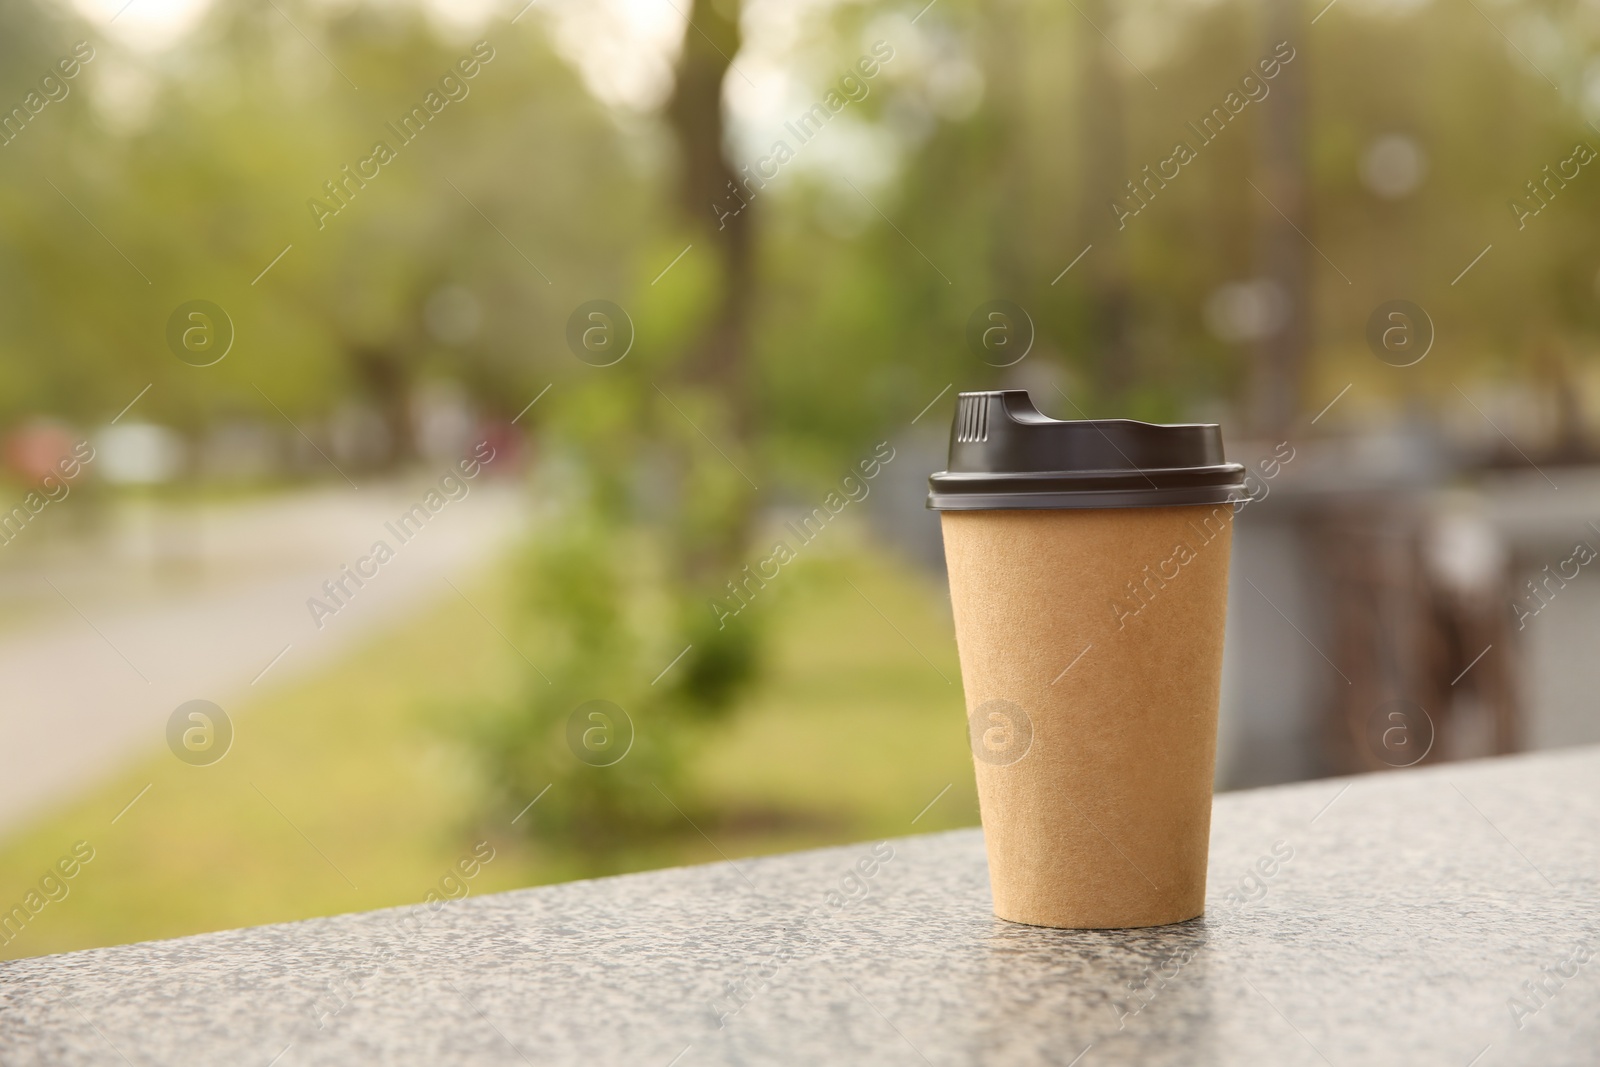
0;537;975;961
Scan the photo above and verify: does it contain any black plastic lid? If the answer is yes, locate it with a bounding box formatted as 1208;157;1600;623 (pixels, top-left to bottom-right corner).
927;391;1247;510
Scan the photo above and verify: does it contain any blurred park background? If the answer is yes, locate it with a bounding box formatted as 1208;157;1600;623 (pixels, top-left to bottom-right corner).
4;0;1600;959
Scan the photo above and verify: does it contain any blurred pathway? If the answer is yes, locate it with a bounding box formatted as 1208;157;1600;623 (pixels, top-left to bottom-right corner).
0;480;528;837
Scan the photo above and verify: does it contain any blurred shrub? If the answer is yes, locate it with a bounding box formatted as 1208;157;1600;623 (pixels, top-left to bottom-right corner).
467;389;763;855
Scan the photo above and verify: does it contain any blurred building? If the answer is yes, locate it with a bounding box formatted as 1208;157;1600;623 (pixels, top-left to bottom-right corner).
1218;432;1599;788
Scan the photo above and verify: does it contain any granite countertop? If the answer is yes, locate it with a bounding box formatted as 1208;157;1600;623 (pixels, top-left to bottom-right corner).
3;746;1598;1066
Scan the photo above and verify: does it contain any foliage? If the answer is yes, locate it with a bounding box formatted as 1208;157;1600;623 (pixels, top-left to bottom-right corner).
3;0;1598;444
469;379;764;852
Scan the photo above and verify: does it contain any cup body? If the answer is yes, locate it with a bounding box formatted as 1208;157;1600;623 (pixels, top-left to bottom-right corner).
941;502;1234;929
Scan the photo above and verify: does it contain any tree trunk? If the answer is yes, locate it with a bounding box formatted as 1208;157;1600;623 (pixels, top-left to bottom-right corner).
664;0;754;439
1075;0;1133;405
1251;3;1311;435
661;0;759;589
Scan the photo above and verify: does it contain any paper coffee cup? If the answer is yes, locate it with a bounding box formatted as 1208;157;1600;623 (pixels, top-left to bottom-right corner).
928;391;1245;929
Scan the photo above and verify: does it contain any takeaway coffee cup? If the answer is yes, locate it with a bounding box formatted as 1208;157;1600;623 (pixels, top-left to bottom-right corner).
928;391;1246;929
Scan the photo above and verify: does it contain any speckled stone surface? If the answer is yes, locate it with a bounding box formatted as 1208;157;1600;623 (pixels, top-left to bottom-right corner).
3;747;1599;1066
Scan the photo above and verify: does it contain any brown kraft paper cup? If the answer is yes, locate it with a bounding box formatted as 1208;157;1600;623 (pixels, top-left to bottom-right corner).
942;504;1233;928
927;391;1245;929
